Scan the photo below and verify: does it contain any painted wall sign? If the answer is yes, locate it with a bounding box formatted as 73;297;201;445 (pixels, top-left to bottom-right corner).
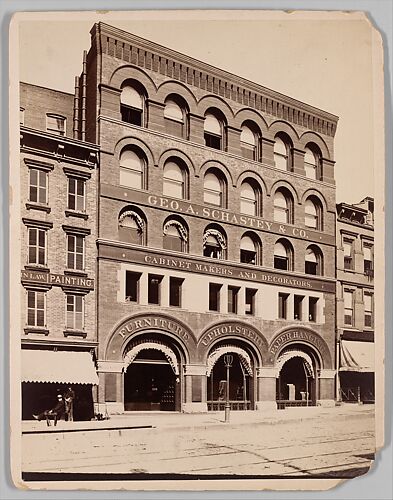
21;270;94;290
199;322;268;349
101;183;335;246
99;245;336;294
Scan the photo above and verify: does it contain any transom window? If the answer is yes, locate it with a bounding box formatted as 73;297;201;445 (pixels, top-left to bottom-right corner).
46;114;66;136
163;162;185;199
67;234;84;270
27;290;46;327
66;294;84;331
29;168;47;205
28;227;46;266
68;177;85;212
119;149;145;190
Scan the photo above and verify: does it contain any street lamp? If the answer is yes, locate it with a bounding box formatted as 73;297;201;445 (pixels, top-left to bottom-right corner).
223;354;233;423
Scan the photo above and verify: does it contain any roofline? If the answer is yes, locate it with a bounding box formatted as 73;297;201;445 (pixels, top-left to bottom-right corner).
93;22;339;124
20;81;74;97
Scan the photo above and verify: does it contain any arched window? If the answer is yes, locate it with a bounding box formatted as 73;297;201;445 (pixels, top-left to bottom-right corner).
305;197;323;230
119;149;146;189
240;181;259;216
274;134;292;171
305;246;323;276
163;218;188;252
204;111;224;150
204;170;225;207
118;209;146;245
240;122;261;161
240;233;261;265
274;240;293;271
120;84;145;126
304;144;322;180
164;97;188;139
163;161;186;199
274;189;293;224
203;227;226;259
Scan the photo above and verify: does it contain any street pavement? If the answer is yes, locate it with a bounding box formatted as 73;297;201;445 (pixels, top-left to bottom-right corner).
22;405;375;480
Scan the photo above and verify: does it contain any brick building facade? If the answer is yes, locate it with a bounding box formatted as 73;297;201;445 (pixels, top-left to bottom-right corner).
19;22;342;418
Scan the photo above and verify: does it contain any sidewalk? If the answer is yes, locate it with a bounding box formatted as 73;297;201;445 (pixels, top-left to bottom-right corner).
22;403;374;435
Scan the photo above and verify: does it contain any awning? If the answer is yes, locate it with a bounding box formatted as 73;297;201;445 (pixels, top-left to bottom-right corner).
340;340;374;372
22;350;99;385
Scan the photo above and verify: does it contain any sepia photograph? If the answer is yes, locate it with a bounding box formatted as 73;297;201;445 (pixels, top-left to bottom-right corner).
8;9;385;491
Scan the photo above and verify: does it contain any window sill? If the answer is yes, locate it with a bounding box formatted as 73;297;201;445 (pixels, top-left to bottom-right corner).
24;265;50;273
64;329;87;338
24;327;49;335
25;202;51;213
65;210;89;220
64;269;88;277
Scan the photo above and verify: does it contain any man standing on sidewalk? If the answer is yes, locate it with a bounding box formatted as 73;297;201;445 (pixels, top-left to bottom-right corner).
64;386;75;422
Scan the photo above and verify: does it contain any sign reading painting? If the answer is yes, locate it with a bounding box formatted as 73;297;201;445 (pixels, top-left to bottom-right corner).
21;270;94;290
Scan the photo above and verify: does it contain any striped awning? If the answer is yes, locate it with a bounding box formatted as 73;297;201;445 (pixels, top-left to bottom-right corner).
340;340;374;372
22;350;99;385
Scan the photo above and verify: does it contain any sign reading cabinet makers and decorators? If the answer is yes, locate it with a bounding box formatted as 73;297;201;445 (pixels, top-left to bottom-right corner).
21;270;94;290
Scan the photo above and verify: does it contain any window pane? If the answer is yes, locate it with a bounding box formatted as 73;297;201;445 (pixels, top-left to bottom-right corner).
120;168;142;189
121;86;143;109
77;180;84;196
29;228;36;245
37;310;45;326
30;186;37;202
38;186;46;204
38;230;45;247
36;292;44;310
38;171;46;187
204;114;221;135
164;100;183;122
30;169;37;185
27;291;35;308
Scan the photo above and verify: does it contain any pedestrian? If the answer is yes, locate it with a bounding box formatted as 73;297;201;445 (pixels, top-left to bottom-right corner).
64;386;75;422
33;394;65;426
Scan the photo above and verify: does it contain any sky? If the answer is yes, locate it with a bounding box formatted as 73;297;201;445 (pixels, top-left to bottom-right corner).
17;10;378;204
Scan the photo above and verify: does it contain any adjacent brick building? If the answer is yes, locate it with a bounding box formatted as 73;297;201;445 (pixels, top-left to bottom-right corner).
19;22;344;417
336;197;375;403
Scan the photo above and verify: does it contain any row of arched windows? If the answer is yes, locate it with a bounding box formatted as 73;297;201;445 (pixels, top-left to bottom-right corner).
119;82;324;180
119;149;324;230
118;209;324;276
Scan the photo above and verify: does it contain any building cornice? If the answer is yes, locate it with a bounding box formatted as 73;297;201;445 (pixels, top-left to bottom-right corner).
92;22;339;137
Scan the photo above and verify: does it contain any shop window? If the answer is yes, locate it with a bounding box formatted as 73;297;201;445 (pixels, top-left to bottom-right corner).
125;271;141;302
163;219;188;252
309;297;318;322
278;293;289;319
343;239;354;270
364;293;373;328
245;288;257;316
274;134;292;171
68;177;85;212
28;227;47;266
203;227;226;260
204;112;223;150
274;189;293;224
164;97;187;138
67;234;84;271
363;245;373;277
29;168;48;205
209;283;222;311
120;84;145;126
228;286;239;314
169;277;183;307
344;290;354;326
27;290;46;327
294;295;304;320
203;170;225;207
148;274;163;305
163;161;186;199
46;114;66;136
119;149;146;190
66;294;84;330
119;209;145;245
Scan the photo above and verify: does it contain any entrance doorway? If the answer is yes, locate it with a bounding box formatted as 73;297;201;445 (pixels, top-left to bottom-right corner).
124;348;180;411
207;346;254;411
276;349;316;407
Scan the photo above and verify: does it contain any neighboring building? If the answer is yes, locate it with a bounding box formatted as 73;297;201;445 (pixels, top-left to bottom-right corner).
19;83;99;419
336;197;375;403
19;22;341;417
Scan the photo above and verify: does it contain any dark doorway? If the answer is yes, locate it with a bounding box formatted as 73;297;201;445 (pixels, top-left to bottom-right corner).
207;353;253;411
276;357;316;407
124;349;179;411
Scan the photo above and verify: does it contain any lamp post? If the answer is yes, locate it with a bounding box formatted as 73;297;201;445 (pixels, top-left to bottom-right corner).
223;354;233;423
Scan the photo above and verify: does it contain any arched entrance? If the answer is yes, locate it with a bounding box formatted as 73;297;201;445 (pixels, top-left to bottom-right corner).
276;345;319;407
206;342;256;411
123;334;184;411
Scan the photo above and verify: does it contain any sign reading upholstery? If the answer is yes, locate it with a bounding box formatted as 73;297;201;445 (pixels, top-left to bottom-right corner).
100;183;335;246
199;322;268;349
21;270;94;290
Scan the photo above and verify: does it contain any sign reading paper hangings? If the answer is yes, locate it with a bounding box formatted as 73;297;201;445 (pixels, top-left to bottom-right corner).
21;270;94;290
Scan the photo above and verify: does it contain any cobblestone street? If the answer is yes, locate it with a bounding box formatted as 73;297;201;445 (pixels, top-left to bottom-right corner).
22;406;375;481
